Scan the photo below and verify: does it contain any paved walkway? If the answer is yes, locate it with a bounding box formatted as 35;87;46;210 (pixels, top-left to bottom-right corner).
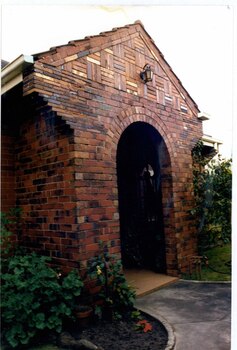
135;280;231;350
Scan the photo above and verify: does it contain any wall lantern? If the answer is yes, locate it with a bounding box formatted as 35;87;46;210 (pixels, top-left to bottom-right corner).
140;64;153;83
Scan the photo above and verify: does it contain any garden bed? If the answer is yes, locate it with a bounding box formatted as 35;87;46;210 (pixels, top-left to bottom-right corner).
72;313;168;350
27;312;168;350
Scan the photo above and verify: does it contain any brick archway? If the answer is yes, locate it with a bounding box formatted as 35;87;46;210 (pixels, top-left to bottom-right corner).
107;107;178;275
109;106;176;165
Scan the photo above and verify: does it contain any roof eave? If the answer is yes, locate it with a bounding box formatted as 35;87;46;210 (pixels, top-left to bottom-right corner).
202;134;223;151
1;54;34;94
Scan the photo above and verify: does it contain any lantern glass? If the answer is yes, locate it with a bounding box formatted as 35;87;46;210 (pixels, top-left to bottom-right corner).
140;64;153;83
145;66;152;81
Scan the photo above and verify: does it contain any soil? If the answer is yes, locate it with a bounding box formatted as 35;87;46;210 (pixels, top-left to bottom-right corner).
67;311;168;350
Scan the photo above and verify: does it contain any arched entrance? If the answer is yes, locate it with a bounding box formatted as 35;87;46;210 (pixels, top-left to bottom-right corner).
117;122;167;273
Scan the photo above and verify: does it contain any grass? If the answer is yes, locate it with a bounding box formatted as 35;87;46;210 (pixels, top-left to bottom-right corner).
183;243;231;281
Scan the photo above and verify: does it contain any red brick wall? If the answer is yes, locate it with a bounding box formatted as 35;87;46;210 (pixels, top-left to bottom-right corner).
1;23;203;275
1;135;16;212
1;84;21;213
12;106;81;269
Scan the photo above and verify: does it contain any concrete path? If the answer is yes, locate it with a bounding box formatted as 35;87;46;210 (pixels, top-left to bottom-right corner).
135;280;231;350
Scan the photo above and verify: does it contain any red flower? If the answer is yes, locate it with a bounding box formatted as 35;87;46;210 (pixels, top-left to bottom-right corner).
136;319;153;332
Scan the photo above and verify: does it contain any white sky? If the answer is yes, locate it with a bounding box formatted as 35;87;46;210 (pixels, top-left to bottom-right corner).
0;3;235;159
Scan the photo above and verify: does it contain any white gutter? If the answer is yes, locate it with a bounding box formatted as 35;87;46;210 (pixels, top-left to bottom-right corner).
202;134;223;152
1;54;34;94
198;112;210;121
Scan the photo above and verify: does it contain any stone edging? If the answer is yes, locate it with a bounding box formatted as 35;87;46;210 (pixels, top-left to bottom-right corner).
136;307;176;350
179;279;231;284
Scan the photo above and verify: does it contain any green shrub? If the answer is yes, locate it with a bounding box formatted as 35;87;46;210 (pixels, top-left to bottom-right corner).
1;252;83;348
1;209;84;348
192;142;232;251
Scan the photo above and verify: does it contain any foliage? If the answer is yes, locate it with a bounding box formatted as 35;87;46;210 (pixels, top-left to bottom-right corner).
192;141;232;251
1;210;84;348
0;207;22;256
1;253;84;348
87;243;136;319
131;309;142;320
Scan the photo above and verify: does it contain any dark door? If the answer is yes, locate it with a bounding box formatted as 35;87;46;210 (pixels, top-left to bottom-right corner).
117;122;166;273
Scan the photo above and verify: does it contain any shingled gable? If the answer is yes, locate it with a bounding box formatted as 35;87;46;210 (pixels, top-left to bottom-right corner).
27;21;199;117
2;21;204;277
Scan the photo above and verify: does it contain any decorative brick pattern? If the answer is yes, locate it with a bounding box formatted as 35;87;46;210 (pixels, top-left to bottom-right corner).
1;22;203;275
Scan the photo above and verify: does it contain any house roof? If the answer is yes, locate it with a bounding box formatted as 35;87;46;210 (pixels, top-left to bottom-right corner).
32;21;199;112
2;21;199;113
1;55;34;94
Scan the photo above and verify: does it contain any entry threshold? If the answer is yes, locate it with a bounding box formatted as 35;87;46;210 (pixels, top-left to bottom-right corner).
124;269;179;297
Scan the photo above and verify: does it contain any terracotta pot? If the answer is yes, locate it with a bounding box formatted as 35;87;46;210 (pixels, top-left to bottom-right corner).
103;304;114;321
75;306;93;328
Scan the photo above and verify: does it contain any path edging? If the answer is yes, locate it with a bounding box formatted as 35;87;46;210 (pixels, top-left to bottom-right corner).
179;279;231;284
136;306;176;350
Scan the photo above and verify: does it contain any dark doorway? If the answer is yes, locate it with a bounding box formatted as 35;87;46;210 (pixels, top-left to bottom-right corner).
117;122;166;273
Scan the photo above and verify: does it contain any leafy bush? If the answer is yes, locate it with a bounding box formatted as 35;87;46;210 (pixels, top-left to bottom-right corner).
1;252;84;348
192;142;232;251
1;210;84;348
